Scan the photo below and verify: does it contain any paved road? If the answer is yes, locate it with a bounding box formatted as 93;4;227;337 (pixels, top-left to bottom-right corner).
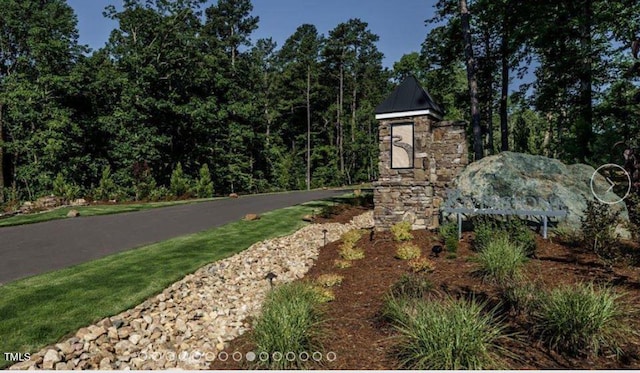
0;189;345;284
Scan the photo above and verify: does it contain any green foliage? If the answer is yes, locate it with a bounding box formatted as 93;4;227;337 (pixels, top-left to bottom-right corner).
52;173;80;202
439;222;459;253
389;273;434;299
95;166;117;201
132;161;156;201
169;162;190;198
341;229;365;247
391;221;414;242
626;194;640;241
194;164;214;198
387;296;509;370
533;283;633;357
315;273;344;287
473;216;536;257
473;236;528;285
580;200;621;259
408;257;435;273
251;282;325;369
395;242;421;260
339;246;365;261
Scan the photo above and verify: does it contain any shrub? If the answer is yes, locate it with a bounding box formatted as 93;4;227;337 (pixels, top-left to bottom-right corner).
439;222;459;252
169;162;190;197
626;194;640;240
339;246;365;260
95;165;117;201
395;243;421;260
580;200;621;259
407;257;435;273
391;221;414;241
148;186;170;202
389;273;434;299
340;229;364;248
315;273;344;287
502;280;541;315
473;235;527;285
194;164;214;198
389;296;509;370
310;286;335;303
333;259;352;269
53;173;81;203
251;282;326;369
532;283;633;357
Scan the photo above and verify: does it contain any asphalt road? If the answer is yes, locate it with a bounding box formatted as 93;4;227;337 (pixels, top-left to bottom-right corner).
0;189;345;285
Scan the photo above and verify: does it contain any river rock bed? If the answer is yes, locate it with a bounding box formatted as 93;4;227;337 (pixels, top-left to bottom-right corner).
9;211;373;370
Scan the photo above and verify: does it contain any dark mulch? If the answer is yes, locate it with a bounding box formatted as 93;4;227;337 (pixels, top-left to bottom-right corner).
211;206;640;370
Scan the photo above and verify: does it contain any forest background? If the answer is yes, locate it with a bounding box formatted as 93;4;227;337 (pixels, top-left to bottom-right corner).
0;0;638;205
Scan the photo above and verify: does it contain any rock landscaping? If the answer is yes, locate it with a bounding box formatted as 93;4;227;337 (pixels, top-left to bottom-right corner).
9;211;373;370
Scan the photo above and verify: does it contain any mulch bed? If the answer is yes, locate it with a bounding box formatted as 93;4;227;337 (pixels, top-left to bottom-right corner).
211;205;640;370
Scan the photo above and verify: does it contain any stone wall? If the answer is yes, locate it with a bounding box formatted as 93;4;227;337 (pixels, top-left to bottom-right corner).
374;116;468;231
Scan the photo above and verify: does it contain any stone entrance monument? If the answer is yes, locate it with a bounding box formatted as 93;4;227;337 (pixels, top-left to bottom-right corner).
373;76;468;231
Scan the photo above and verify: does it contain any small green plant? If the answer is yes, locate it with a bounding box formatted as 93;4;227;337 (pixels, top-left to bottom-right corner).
193;164;214;198
502;280;540;315
551;223;582;245
341;229;364;247
473;235;527;285
53;173;81;203
439;222;459;252
340;246;365;260
170;162;190;197
311;286;335;303
251;282;326;369
391;221;414;241
407;256;435;273
389;273;434;299
388;296;509;369
395;242;421;260
315;273;344;287
446;253;457;259
333;259;352;269
580;200;621;259
473;216;536;257
532;283;633;357
625;194;639;240
95;165;117;201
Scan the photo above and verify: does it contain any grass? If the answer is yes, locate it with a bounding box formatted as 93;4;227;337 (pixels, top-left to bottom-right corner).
388;273;434;299
0;198;221;228
0;201;325;369
532;283;634;357
407;257;435;273
385;295;509;370
473;235;528;284
251;282;326;369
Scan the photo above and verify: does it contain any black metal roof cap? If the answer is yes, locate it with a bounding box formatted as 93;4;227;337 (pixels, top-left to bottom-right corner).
375;75;444;117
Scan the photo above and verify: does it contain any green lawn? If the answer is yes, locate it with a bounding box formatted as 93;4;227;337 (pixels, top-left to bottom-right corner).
0;201;328;369
0;198;221;228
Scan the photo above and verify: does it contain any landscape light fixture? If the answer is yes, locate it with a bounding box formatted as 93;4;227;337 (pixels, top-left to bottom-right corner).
265;272;277;288
322;229;328;246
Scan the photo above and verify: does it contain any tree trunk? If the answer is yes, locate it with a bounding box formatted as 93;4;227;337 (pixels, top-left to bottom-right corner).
306;66;311;191
339;63;345;176
0;103;4;203
460;0;483;160
577;0;593;161
500;12;509;152
483;30;494;155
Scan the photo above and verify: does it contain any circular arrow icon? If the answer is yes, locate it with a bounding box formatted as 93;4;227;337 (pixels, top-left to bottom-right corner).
590;164;631;204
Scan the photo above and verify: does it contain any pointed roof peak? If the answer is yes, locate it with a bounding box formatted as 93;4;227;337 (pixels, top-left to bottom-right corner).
375;75;443;120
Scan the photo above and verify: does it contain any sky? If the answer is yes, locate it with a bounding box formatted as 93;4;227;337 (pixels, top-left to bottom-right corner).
66;0;438;69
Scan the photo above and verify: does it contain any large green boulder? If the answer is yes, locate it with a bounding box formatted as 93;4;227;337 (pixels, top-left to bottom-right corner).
452;152;630;236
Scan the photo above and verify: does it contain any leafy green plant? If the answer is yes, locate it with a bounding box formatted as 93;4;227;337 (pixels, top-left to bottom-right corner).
391;221;414;241
194;164;214;198
473;235;527;285
532;283;633;357
388;296;509;370
251;282;326;369
389;273;434;299
580;200;621;259
132;161;157;201
395;242;421;260
502;280;540;315
170;162;190;198
439;222;459;252
95;165;117;201
626;194;640;240
341;229;364;247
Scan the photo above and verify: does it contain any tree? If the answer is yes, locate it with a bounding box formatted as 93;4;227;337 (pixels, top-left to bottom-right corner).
459;0;483;160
